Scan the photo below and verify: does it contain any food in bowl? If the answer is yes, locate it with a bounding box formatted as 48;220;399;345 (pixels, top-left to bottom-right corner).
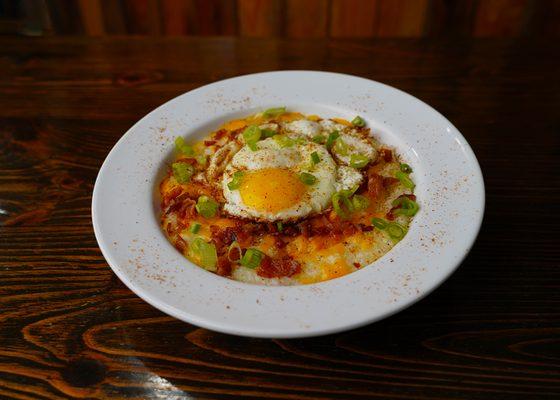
159;108;419;285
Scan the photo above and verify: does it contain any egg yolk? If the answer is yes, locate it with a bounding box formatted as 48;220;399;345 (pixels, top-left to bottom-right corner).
239;168;306;213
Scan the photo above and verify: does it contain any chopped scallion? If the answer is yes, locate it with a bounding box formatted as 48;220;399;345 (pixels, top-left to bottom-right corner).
331;191;354;219
263;106;286;117
175;137;195;156
350;153;369;169
311;151;321;165
400;163;413;173
190;238;217;271
326;130;340;149
333;138;349;156
240;248;264;269
261;128;277;138
371;217;388;230
195;195;219;218
386;222;407;241
189;222;201;234
299;172;317;185
172;162;194;183
352;194;370;211
351;116;366;127
395;171;415;189
392;196;419;216
273;135;295;148
276;221;283;232
312;134;326;144
227;171;245;190
243;125;261;151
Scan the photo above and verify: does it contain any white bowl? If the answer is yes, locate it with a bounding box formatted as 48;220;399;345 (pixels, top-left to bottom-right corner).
92;71;484;338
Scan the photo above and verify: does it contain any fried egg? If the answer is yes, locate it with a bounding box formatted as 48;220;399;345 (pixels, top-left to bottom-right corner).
222;137;338;221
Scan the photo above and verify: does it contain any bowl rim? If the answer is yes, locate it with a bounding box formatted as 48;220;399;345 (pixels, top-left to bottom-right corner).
92;70;485;338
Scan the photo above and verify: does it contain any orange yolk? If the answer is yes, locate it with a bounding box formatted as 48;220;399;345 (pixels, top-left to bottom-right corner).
239;168;306;213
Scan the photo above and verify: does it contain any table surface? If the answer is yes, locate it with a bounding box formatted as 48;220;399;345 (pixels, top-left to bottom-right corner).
0;37;559;400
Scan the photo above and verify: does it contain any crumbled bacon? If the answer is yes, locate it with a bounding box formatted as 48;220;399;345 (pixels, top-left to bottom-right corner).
257;256;301;278
213;129;228;140
216;256;232;277
174;157;197;165
367;170;385;200
383;177;400;188
204;140;216;146
162;186;183;208
379;148;393;162
173;237;187;253
353;262;362;269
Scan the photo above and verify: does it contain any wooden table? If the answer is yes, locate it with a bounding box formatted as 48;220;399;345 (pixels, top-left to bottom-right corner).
0;37;558;399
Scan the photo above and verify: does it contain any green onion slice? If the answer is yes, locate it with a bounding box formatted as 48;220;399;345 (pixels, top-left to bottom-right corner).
352;194;370;211
371;217;388;230
175;137;195;156
227;241;242;262
326;130;340;149
172;162;194;183
400;163;413;173
276;221;283;232
243;125;261;151
263;106;286;117
350;153;369;169
395;171;415;189
312;134;326;144
332;191;354;219
227;171;245;190
196;153;207;166
386;222;407;241
273;135;295;148
190;238;217;271
392;196;419;216
311;151;321;165
299;172;317;185
261;128;277;138
240;248;265;269
333;138;349;156
195;195;219;218
351;116;366;127
189;222;201;234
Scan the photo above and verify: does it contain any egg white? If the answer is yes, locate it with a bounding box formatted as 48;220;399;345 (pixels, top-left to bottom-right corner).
222;138;337;222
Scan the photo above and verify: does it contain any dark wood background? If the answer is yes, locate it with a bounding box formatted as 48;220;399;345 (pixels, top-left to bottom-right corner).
2;0;560;38
1;35;559;399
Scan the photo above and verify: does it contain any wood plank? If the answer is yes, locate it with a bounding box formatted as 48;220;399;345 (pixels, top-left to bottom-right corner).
100;0;126;34
286;0;328;38
161;0;189;35
375;0;429;37
237;0;283;37
183;0;238;36
525;0;560;37
122;0;161;35
425;0;477;37
78;0;105;36
330;0;377;37
45;0;84;34
473;0;530;37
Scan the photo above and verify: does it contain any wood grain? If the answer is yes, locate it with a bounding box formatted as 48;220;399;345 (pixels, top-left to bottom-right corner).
0;36;559;399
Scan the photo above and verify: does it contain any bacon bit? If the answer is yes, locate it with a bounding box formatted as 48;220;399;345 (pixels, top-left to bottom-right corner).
353;262;362;269
274;236;287;249
379;148;393;162
383;177;400;188
204;140;216;146
359;224;374;232
216;256;232;277
298;220;312;237
367;170;384;200
257;256;301;278
162;186;183;208
214;129;228;140
173;237;187;253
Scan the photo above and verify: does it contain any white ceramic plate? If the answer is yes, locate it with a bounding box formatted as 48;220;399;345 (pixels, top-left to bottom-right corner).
92;71;484;338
